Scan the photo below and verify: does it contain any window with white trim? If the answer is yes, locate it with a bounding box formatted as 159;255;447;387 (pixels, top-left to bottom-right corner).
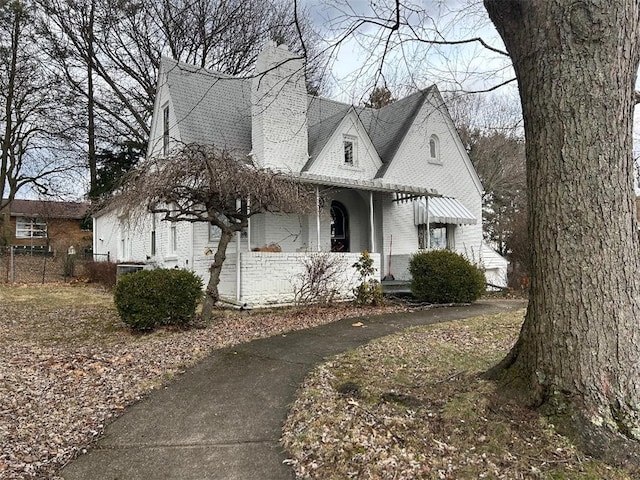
428;134;441;164
343;136;356;166
170;222;177;254
162;104;170;156
418;223;453;250
209;223;221;241
151;214;157;256
16;217;47;238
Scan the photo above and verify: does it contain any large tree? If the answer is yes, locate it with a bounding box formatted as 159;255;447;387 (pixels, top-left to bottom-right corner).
483;0;640;465
113;145;317;321
0;0;80;218
37;0;328;196
322;0;640;465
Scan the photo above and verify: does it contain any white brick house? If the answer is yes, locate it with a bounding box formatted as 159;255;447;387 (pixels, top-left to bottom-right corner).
93;42;506;306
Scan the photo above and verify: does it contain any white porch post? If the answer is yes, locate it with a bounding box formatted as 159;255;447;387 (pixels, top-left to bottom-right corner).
236;198;242;302
369;191;375;253
426;195;431;249
246;197;251;252
316;186;321;252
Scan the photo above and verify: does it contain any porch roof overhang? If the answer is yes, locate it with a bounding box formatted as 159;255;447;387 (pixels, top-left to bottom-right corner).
414;196;477;225
297;172;440;197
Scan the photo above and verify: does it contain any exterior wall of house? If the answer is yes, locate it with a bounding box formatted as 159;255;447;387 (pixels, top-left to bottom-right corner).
147;72;180;159
380;91;484;273
308;111;383;180
235;251;381;307
93;212;119;261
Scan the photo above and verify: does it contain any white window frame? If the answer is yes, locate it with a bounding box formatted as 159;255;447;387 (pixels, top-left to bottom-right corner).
343;136;357;166
16;217;47;239
169;222;177;254
428;134;441;164
162;104;170;156
151;214;157;256
418;223;454;250
209;223;222;242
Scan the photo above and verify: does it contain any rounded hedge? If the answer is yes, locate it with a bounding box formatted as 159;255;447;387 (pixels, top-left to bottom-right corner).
114;268;203;331
409;250;485;304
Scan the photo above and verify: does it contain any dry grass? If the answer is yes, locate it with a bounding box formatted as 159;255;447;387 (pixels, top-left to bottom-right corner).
0;283;410;479
281;311;634;479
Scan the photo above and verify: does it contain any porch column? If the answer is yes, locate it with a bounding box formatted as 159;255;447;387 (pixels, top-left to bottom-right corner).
425;196;430;249
236;199;242;302
316;186;321;252
246;197;251;252
369;191;375;253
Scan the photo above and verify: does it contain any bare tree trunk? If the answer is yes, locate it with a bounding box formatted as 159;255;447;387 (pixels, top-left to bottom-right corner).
485;0;640;466
200;227;235;321
86;0;97;194
0;5;19;204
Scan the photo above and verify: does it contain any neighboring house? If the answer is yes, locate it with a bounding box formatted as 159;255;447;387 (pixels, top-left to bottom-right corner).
0;198;91;255
94;41;507;307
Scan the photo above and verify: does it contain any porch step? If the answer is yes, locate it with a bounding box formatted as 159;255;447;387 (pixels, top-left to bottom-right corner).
381;279;411;295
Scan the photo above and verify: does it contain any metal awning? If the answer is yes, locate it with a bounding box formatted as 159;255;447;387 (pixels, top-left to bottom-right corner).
297;172;440;197
414;197;477;225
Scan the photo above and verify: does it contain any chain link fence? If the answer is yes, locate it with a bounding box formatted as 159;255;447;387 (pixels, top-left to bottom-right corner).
0;246;104;284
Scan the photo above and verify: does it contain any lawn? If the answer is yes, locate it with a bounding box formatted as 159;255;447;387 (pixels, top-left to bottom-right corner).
281;311;635;479
0;284;408;480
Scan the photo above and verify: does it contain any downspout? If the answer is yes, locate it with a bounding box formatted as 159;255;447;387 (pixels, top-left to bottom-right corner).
369;191;375;253
92;216;97;260
316;186;321;251
189;222;194;271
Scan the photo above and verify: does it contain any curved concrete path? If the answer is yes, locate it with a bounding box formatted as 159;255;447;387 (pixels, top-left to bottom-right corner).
60;300;526;480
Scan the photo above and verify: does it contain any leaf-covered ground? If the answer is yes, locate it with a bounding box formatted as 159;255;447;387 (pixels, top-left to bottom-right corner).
281;311;634;479
0;284;410;480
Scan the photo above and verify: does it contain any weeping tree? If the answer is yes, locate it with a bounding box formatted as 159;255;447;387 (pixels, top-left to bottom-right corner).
112;144;317;320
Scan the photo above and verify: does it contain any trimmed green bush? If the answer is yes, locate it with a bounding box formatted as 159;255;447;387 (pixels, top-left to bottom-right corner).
114;268;203;331
409;250;485;304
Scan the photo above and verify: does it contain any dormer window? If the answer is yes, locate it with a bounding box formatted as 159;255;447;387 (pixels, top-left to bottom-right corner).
343;136;356;166
428;134;441;164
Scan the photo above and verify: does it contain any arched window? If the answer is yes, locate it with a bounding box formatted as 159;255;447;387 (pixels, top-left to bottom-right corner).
330;201;349;252
429;135;440;163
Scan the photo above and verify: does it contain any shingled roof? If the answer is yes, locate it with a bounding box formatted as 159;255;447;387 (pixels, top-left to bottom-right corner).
161;57;435;174
2;199;88;219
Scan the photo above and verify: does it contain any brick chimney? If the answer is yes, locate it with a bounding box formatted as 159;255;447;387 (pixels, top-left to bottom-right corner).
251;41;308;173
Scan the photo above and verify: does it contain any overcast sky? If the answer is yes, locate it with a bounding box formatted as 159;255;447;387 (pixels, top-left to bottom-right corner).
301;0;513;103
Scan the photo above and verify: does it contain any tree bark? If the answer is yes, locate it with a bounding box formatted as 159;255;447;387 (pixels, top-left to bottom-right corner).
484;0;640;465
200;226;235;321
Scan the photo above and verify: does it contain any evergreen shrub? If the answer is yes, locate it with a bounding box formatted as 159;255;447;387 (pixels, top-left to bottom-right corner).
409;250;485;304
114;268;203;331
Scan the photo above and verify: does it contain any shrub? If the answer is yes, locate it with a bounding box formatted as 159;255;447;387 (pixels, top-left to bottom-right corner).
293;252;346;305
84;260;117;289
352;251;383;306
409;250;485;304
114;268;203;331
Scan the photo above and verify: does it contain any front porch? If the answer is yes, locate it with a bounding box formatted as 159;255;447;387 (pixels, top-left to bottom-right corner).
216;251;382;308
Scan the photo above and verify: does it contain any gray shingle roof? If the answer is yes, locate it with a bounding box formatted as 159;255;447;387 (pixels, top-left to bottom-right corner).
160;58;434;173
163;58;252;152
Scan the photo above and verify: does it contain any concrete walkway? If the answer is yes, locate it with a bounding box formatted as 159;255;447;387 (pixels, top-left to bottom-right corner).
60;300;526;480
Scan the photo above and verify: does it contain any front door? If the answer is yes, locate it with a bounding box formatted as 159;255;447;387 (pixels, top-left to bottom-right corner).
330;201;349;252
